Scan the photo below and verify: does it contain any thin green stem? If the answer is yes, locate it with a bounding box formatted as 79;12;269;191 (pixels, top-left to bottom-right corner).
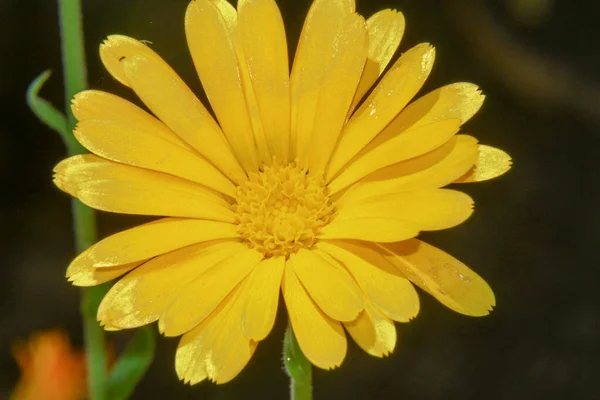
58;0;87;130
72;199;96;252
283;324;313;400
74;199;108;400
58;1;107;399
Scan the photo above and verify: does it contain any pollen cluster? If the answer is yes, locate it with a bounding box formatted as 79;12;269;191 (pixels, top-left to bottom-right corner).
233;160;335;257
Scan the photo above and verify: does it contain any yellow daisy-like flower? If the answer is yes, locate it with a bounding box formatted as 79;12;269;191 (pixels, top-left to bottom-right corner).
55;0;511;384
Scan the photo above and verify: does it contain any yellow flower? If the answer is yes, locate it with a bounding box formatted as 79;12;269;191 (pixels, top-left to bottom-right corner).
55;0;512;384
11;331;87;400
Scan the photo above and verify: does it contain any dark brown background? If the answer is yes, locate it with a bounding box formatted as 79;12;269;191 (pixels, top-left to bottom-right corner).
1;0;599;398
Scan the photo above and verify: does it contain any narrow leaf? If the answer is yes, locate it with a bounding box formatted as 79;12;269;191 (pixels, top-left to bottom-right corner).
106;327;156;400
27;70;70;137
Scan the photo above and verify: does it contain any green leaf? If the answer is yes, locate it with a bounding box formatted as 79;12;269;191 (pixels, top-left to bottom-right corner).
106;327;156;400
27;70;86;154
27;70;70;137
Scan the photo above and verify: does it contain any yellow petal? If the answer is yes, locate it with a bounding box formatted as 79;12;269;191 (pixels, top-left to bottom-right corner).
350;9;405;112
86;218;239;267
330;189;474;238
234;44;272;166
97;241;242;330
291;0;355;162
241;256;285;341
185;0;259;173
282;259;347;369
176;283;256;385
192;0;272;165
207;0;238;28
386;82;485;133
379;240;495;316
102;323;121;332
53;155;234;222
327;44;436;180
317;240;419;322
74;120;236;197
99;35;162;87
99;35;245;183
307;14;368;175
344;300;396;357
71;90;188;148
319;217;419;243
68;263;140;287
290;249;363;321
237;0;291;162
338;135;479;206
454;145;512;183
161;247;263;337
329;118;461;194
66;249;142;287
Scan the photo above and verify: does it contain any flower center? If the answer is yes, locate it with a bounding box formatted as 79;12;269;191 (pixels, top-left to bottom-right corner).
233;160;335;257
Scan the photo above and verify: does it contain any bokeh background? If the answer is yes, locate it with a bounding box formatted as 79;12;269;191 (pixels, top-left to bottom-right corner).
1;0;599;398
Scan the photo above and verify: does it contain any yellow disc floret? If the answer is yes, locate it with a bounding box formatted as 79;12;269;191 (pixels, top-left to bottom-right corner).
234;159;335;257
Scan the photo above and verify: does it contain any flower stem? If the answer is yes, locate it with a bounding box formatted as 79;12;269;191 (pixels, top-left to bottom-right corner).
58;1;108;399
58;0;87;131
283;324;313;400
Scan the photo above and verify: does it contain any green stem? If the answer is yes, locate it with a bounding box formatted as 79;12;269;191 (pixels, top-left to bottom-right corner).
283;324;313;400
58;1;107;399
72;199;96;252
58;0;87;131
74;200;107;400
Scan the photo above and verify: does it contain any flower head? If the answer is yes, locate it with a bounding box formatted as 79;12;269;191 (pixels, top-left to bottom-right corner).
10;331;86;400
55;0;511;384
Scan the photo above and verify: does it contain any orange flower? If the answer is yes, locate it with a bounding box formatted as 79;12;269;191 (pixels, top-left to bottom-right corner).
11;331;86;400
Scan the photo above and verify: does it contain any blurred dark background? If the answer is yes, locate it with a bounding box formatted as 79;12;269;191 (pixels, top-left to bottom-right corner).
1;0;599;398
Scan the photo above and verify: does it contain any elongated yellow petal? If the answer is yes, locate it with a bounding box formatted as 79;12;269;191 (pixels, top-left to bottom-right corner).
71;90;188;148
344;300;396;357
329;118;461;194
161;247;263;337
454;145;512;183
338;135;478;205
53;155;234;222
332;189;474;237
176;283;256;385
316;240;419;322
121;53;246;183
365;9;405;74
328;43;436;179
86;218;239;267
97;241;241;329
99;35;245;183
350;10;405;112
379;240;495;316
291;0;355;162
290;249;363;321
308;14;368;175
66;249;143;287
234;45;272;166
69;263;140;287
386;82;485;133
189;0;272;165
282;258;347;369
237;0;290;162
241;256;285;341
319;217;419;243
100;35;162;87
74;120;236;197
185;0;259;173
